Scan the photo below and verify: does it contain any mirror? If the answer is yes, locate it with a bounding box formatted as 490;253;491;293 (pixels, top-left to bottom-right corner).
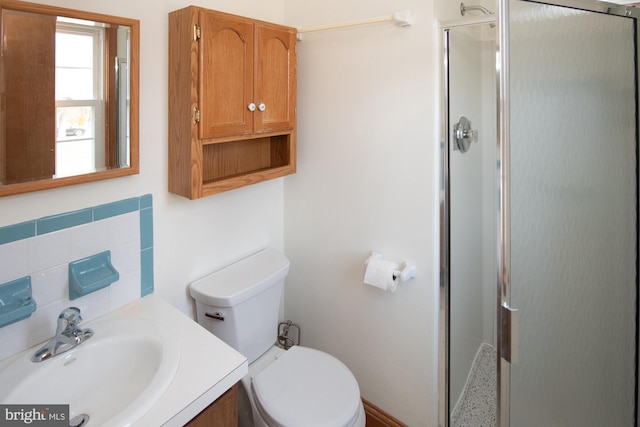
0;0;139;196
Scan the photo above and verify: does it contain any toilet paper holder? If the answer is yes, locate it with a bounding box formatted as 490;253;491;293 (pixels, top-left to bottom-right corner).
366;251;417;283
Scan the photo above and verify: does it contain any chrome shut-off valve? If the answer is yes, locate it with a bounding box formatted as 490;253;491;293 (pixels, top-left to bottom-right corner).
277;320;300;350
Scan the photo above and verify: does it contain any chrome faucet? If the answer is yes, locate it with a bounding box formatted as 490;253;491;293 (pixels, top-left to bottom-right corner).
31;307;94;363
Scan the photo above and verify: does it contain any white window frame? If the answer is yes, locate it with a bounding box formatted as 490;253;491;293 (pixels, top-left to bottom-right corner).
54;21;105;176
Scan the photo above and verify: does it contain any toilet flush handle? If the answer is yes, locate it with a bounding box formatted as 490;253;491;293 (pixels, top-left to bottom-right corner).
205;311;225;321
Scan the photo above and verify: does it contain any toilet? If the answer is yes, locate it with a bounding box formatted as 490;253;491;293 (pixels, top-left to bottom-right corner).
189;247;366;427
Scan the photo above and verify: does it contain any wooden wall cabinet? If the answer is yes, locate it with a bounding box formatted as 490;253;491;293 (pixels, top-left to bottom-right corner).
169;6;296;199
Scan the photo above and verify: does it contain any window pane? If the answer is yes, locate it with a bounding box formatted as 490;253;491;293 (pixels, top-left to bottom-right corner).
56;32;93;68
56;69;94;100
55;139;95;177
55;32;94;100
56;106;93;139
55;106;95;177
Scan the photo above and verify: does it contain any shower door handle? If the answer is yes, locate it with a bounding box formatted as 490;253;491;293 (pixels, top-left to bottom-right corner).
500;303;519;364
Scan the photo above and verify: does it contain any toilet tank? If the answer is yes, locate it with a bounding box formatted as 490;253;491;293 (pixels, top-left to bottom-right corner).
189;248;290;363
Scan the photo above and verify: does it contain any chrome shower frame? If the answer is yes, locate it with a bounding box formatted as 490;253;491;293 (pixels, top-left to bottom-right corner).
439;0;640;426
438;26;451;427
438;13;496;427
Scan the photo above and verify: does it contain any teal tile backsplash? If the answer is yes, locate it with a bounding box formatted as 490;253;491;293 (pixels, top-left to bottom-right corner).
0;194;155;360
140;205;154;250
94;197;140;221
37;209;93;235
0;195;153;298
0;221;36;245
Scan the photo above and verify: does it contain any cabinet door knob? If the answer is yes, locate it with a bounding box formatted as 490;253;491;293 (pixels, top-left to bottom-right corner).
248;103;256;112
258;103;266;112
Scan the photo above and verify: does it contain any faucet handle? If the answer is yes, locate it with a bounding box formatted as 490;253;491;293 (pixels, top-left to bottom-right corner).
56;307;82;333
60;307;82;321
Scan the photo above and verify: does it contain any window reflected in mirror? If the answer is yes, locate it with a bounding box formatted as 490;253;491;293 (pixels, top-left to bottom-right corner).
0;1;138;196
56;19;104;178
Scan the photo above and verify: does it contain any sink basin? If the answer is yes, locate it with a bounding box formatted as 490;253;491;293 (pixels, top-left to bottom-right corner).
0;317;181;427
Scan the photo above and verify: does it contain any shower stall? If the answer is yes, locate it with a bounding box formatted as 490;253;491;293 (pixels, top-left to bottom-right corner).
440;1;639;426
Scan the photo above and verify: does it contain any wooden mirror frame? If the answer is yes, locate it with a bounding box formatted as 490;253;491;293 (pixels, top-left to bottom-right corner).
0;0;139;196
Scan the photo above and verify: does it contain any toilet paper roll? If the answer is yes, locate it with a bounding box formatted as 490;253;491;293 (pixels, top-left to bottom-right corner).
364;257;399;292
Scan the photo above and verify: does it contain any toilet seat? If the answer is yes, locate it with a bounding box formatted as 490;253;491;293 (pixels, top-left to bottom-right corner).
252;346;362;427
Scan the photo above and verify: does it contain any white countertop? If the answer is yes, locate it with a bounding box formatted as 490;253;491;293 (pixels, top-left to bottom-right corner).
0;294;248;427
101;295;248;427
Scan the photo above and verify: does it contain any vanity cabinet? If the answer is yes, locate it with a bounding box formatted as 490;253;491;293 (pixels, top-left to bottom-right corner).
185;384;238;427
169;6;297;199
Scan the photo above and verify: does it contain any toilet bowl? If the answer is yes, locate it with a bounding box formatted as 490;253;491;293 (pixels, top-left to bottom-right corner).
242;345;365;427
190;248;365;427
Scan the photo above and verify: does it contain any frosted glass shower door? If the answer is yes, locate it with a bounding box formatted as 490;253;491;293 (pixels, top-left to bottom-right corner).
506;1;637;425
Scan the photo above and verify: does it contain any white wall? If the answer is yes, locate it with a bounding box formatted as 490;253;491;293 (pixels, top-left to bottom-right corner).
0;0;288;318
0;0;452;425
282;1;439;424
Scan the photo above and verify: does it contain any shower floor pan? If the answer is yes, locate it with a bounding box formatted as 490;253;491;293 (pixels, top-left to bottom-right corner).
451;343;496;427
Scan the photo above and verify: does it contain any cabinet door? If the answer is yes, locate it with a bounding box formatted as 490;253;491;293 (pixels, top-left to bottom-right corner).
199;11;254;139
2;9;56;184
254;23;296;133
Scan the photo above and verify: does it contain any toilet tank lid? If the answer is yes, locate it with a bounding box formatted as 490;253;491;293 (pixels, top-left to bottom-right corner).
189;248;290;307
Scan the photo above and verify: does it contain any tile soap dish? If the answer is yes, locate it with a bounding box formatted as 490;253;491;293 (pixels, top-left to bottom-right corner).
69;250;119;300
0;276;37;328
